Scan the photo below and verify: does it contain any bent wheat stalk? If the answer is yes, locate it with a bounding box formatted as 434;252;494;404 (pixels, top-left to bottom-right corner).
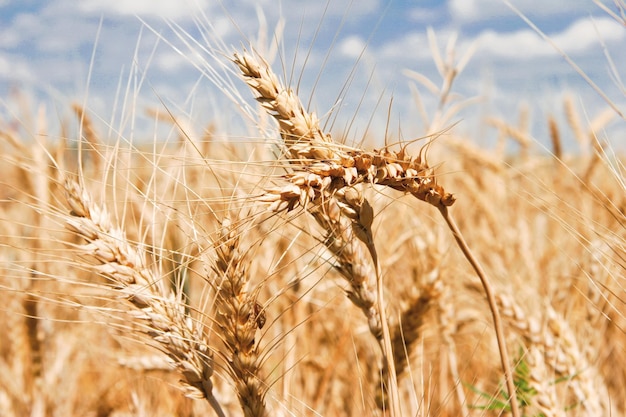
63;179;224;417
437;205;520;417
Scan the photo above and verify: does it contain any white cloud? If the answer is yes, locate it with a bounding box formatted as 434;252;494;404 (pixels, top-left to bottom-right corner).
0;12;39;48
75;0;381;22
377;29;460;62
552;17;625;53
0;4;104;54
408;7;441;24
339;35;367;59
0;55;35;83
155;50;189;73
78;0;212;19
448;0;593;23
475;28;552;59
449;0;491;21
473;16;625;59
0;26;20;49
0;55;12;78
292;0;380;19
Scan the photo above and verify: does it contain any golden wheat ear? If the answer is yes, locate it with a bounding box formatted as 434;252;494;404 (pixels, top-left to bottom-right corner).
62;178;225;416
233;48;405;414
210;215;270;417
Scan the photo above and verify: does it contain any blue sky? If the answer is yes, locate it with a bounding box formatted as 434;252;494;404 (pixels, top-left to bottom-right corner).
0;0;624;150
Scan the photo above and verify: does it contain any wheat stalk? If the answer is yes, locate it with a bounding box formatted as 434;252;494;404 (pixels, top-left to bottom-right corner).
437;206;520;417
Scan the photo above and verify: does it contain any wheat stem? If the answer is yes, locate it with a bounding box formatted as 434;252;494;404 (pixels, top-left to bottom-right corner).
437;204;520;417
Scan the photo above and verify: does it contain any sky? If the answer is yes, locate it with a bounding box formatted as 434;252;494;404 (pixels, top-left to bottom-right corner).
0;0;624;151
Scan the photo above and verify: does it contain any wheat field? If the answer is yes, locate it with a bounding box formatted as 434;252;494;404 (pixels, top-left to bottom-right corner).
1;6;625;417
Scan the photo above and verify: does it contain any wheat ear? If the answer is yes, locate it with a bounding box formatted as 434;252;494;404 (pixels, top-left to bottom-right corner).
498;293;606;415
211;216;269;417
234;50;401;414
63;179;224;417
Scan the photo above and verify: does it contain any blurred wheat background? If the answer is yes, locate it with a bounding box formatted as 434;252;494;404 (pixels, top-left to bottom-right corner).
1;2;625;416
